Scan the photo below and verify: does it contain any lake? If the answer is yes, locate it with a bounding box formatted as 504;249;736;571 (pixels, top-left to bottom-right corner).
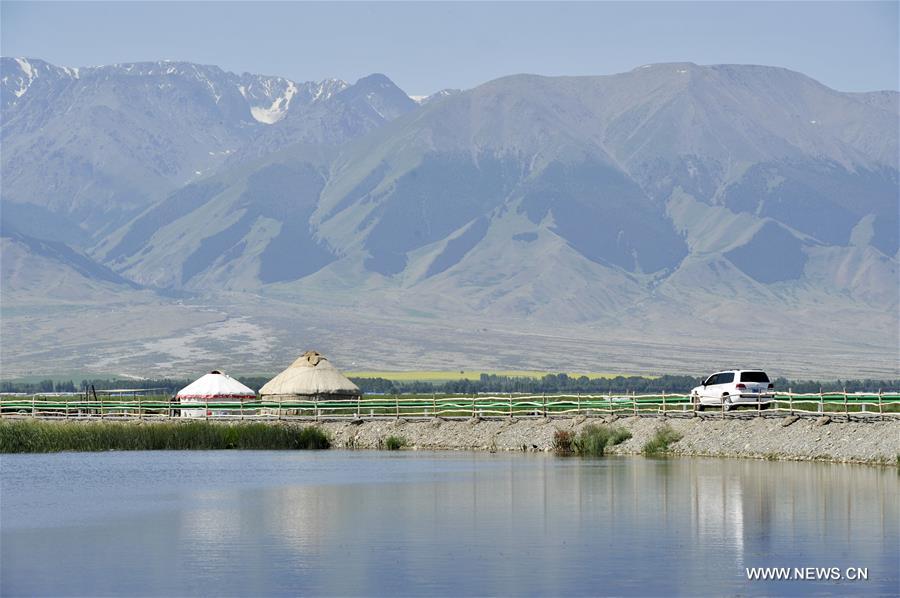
1;451;897;596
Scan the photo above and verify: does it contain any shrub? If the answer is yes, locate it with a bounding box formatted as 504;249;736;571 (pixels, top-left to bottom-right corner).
642;424;683;456
384;435;407;450
573;424;632;457
553;429;575;453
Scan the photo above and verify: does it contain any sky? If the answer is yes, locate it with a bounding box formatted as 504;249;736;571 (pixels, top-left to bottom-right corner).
2;1;897;95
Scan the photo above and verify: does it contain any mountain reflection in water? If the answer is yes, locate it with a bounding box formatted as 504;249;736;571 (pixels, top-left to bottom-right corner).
2;451;896;596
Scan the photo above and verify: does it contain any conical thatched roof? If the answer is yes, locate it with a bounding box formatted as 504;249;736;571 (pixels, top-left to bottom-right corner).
260;351;360;397
177;370;256;400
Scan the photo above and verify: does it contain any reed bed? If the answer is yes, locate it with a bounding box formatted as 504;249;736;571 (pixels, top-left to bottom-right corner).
572;424;632;456
0;420;330;453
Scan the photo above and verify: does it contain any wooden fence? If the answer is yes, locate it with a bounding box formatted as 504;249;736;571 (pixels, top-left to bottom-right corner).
2;391;898;421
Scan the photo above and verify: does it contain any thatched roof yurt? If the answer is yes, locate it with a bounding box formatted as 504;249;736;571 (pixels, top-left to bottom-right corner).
260;351;360;403
177;370;256;417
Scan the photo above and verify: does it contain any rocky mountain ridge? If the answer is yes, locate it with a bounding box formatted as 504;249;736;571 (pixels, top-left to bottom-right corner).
1;58;897;378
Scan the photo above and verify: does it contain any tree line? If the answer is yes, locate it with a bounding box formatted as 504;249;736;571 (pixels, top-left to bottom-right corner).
2;374;897;395
350;374;900;395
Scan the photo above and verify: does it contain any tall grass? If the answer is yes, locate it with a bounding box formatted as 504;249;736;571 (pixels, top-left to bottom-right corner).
0;421;330;453
553;429;575;453
383;435;407;450
573;424;632;456
642;424;683;456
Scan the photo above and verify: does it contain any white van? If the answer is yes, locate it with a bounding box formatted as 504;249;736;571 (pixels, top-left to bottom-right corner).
691;370;774;410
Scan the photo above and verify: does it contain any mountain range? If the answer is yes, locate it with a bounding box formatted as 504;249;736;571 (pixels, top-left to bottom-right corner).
1;57;897;379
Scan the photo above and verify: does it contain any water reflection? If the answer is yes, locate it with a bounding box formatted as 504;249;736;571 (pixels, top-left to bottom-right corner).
2;452;897;596
695;468;746;559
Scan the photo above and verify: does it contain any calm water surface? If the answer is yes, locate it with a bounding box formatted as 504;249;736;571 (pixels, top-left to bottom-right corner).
1;451;897;596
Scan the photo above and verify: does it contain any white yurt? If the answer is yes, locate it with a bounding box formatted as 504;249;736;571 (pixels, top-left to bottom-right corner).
177;370;257;418
260;351;360;414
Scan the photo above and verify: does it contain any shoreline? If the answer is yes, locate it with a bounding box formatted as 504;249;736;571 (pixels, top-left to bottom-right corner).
2;415;897;465
315;415;900;466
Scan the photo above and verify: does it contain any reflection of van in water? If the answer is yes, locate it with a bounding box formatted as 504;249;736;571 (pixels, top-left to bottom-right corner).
176;370;256;418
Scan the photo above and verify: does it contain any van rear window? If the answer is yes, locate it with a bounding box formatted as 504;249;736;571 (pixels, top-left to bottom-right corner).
718;372;734;383
741;372;770;383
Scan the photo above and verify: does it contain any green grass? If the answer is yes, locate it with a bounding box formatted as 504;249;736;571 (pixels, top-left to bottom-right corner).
573;424;632;456
383;435;407;450
0;420;330;453
642;424;683;456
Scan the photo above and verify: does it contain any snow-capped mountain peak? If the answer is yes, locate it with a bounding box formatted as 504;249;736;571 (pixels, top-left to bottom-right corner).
1;57;79;107
409;88;461;105
312;78;349;102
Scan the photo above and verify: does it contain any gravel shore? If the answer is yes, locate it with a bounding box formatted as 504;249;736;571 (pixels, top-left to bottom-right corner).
317;415;900;465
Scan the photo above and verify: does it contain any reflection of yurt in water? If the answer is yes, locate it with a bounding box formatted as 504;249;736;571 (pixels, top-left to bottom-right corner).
177;370;256;417
261;351;360;414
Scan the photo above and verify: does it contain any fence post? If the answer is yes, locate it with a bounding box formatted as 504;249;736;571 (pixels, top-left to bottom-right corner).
205;398;209;421
843;388;848;419
316;395;320;422
509;393;513;418
577;392;581;415
608;391;612;416
358;394;362;418
662;391;666;415
819;389;824;414
542;393;547;417
878;389;883;421
396;395;400;420
100;392;104;419
788;388;793;415
632;390;637;416
31;394;36;418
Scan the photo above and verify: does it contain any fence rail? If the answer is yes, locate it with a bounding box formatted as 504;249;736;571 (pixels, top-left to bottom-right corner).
2;392;899;421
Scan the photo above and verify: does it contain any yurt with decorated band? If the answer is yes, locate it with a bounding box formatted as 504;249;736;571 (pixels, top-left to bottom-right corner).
177;370;256;417
260;350;360;415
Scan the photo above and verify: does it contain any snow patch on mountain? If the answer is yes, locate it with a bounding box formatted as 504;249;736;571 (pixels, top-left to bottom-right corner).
12;58;36;97
313;78;349;101
250;81;297;124
411;89;461;105
2;58;85;108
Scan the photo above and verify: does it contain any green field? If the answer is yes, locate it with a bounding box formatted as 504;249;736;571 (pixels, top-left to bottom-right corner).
344;370;641;382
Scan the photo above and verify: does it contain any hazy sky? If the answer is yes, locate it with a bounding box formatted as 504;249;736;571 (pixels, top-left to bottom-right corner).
2;1;897;95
